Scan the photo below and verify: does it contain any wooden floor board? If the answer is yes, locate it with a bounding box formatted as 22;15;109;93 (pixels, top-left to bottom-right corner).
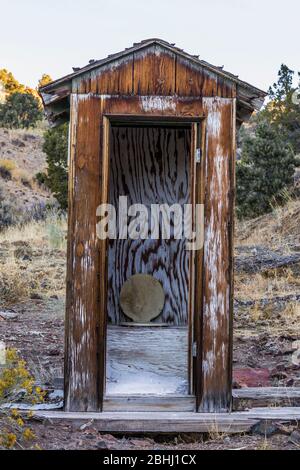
29;408;300;434
233;387;300;409
103;395;195;412
106;326;189;395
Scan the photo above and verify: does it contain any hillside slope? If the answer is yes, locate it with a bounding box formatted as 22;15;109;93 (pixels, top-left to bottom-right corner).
0;127;54;218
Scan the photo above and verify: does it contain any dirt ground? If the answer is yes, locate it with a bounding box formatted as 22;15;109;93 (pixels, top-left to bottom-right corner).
22;419;300;450
1;272;300;448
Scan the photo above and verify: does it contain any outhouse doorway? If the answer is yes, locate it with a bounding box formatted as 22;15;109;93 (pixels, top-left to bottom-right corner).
102;116;205;410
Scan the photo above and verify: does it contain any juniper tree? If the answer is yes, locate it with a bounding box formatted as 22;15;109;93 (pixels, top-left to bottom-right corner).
236;122;296;219
0;92;42;129
260;64;300;155
41;123;68;210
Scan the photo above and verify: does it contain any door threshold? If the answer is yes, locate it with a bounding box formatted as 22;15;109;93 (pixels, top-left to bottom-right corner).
103;395;195;412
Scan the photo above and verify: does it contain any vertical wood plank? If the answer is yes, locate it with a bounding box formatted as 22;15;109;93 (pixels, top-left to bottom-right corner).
176;58;204;96
194;119;206;404
134;45;176;95
70;48;235;99
95;58;133;94
72;56;134;95
176;57;234;98
98;116;110;400
64;94;77;411
65;94;102;411
198;97;234;412
227;98;236;406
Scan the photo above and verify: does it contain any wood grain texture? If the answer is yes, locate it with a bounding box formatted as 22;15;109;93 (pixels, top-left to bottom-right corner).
198;97;235;412
103;395;195;412
193;121;206;403
233;387;300;410
65;92;235;413
70;44;236;99
106;326;188;395
108;125;191;325
175;58;234;98
29;408;300;433
72;55;134;95
133;45;176;95
65;95;102;411
28;410;259;434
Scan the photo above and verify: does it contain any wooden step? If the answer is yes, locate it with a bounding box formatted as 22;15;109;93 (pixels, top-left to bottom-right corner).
28;407;300;434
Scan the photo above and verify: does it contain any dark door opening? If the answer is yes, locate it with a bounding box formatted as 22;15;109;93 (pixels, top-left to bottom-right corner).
103;119;199;399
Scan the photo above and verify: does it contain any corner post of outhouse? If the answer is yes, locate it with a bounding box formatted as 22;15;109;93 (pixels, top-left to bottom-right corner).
196;96;237;412
64;94;103;412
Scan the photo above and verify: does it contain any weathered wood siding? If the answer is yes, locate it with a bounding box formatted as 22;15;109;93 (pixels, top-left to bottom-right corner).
71;45;236;98
65;95;102;411
65;89;235;411
65;48;235;412
199;97;235;412
108;126;191;325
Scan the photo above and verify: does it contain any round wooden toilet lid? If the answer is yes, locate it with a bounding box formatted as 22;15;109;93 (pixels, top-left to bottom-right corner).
120;274;165;323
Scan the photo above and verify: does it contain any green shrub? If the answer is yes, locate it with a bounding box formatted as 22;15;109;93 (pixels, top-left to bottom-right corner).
0;92;43;129
46;215;67;249
42;123;68;209
34;171;47;187
236;122;296;219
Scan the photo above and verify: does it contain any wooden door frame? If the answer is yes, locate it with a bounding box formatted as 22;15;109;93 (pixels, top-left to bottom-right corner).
191;121;207;410
100;113;206;410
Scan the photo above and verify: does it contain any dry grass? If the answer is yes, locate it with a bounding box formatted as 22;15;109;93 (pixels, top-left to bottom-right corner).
256;437;271;450
236;195;300;333
248;301;300;322
0;260;31;306
235;267;300;301
0;161;35;189
0;159;16;179
0;212;66;247
236;198;300;250
281;302;300;321
0;213;67;307
0;127;49;194
207;423;230;442
11;168;32;188
1;126;46;140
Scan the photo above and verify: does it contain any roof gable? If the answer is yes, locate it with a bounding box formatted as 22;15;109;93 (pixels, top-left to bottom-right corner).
40;38;267;126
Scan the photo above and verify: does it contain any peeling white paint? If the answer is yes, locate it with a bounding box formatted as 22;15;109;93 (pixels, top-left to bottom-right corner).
201;98;233;387
203;97;231;138
141;96;176;112
202;350;215;377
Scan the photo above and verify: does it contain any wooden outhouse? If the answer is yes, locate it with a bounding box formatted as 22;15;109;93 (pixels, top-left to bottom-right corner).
40;39;266;414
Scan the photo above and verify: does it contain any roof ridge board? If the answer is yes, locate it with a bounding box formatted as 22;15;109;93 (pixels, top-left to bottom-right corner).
40;38;267;98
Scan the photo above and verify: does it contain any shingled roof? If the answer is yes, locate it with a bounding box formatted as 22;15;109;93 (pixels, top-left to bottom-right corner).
40;38;267;126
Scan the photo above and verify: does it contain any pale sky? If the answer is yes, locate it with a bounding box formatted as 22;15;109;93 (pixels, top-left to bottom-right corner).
0;0;299;92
